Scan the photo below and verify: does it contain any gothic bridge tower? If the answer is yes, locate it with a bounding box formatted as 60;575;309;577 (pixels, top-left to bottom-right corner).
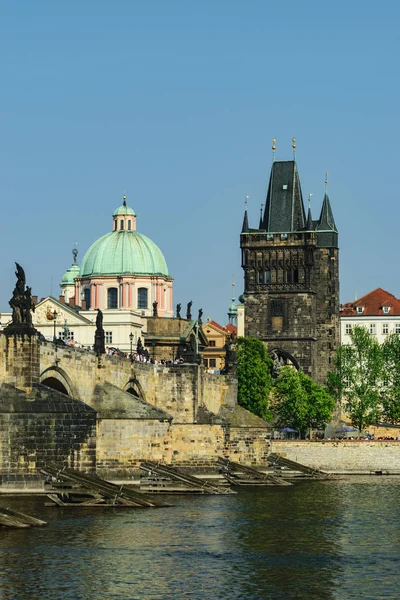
240;153;339;384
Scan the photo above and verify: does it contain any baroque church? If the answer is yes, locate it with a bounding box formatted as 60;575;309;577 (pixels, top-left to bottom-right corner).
240;154;339;383
0;196;174;352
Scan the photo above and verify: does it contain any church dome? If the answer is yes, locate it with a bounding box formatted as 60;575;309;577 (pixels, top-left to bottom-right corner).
80;197;169;278
61;263;80;285
80;231;169;277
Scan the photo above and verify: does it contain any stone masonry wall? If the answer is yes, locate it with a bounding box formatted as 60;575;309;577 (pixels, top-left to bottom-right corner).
0;332;41;391
271;440;400;473
0;411;96;475
39;342;237;422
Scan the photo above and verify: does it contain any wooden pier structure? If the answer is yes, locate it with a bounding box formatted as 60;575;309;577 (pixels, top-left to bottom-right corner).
267;453;330;479
140;461;236;494
217;457;293;486
0;506;47;528
41;465;171;508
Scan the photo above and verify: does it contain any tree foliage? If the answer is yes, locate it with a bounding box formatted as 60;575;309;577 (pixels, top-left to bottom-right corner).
272;366;335;437
236;337;273;420
328;326;383;431
381;334;400;424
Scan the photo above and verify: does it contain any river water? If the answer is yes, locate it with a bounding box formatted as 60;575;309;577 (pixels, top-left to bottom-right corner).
1;476;400;600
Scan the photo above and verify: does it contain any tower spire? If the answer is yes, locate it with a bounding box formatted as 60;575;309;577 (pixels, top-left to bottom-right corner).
241;196;249;233
292;138;296;160
259;203;264;229
306;194;313;230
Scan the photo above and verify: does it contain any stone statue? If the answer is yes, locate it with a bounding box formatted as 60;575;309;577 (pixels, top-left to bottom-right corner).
186;300;192;320
94;308;105;354
137;337;143;355
176;303;181;319
153;301;158;317
8;263;35;330
223;332;237;374
96;308;103;330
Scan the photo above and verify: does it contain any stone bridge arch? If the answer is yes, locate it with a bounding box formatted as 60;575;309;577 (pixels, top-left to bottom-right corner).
123;377;146;402
40;366;77;398
269;347;300;377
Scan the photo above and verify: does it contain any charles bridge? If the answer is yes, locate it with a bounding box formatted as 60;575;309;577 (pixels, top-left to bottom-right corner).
0;329;270;484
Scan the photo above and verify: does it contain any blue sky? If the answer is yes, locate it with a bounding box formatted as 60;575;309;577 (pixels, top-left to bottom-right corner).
1;0;399;325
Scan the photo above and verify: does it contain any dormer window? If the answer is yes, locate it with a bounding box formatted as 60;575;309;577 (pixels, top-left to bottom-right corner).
356;306;364;314
383;306;390;314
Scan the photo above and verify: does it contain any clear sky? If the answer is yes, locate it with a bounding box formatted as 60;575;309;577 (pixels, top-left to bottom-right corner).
1;0;399;325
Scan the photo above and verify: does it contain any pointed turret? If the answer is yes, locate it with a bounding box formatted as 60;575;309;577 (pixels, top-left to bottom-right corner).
306;206;313;230
262;161;306;232
242;209;249;233
317;192;337;232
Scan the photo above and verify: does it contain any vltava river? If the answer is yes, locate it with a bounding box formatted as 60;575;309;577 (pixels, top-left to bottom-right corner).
1;477;400;600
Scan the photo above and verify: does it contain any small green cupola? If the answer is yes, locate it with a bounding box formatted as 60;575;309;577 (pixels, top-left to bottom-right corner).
60;246;80;301
227;283;238;325
112;194;137;232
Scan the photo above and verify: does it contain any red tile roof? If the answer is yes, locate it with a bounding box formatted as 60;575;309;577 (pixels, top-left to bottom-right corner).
203;321;237;335
340;288;400;317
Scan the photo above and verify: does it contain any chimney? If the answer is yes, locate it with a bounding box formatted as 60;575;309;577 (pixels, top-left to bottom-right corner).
69;297;76;308
81;300;87;310
59;295;65;304
32;296;38;305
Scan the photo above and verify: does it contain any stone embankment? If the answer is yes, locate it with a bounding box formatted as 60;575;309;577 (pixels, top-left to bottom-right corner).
271;440;400;474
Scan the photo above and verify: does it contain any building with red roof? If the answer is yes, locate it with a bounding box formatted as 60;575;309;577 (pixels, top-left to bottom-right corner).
340;288;400;344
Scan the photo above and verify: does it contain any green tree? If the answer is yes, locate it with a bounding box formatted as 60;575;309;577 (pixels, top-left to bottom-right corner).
236;337;273;420
272;366;335;437
329;326;383;432
381;334;400;424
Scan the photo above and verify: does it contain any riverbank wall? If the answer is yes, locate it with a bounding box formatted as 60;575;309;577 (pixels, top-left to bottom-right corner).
271;440;400;474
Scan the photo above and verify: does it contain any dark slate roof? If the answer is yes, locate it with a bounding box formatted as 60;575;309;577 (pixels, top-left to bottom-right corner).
316;193;337;232
262;161;306;233
241;209;249;233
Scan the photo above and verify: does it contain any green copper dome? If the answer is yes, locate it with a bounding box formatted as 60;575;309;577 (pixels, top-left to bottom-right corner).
80;231;169;277
113;203;136;216
61;263;80;285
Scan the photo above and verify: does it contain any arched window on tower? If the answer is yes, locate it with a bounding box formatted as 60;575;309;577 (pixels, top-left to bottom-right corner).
138;288;148;309
128;220;131;230
120;220;124;230
265;267;271;284
108;288;118;309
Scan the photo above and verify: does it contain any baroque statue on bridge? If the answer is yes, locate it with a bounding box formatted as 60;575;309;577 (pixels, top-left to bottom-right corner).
7;263;36;331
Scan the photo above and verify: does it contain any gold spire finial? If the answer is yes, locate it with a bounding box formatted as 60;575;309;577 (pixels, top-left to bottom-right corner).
292;137;296;159
123;191;127;205
244;195;249;207
308;193;313;209
272;138;276;162
325;172;329;192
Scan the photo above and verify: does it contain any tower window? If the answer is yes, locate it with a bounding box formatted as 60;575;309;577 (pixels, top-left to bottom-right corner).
84;288;91;310
265;269;271;284
108;287;118;309
120;220;124;230
138;288;148;309
128;220;132;230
